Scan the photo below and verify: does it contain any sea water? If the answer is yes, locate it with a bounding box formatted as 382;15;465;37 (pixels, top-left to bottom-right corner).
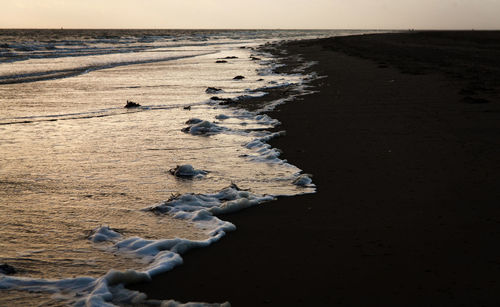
0;29;368;306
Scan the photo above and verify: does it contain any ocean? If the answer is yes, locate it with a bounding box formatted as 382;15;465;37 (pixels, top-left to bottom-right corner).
0;29;368;306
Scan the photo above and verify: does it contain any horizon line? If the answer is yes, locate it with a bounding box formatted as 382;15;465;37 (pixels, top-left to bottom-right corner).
0;27;499;31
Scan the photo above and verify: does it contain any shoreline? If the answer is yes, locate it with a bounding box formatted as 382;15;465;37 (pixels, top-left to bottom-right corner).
129;32;500;306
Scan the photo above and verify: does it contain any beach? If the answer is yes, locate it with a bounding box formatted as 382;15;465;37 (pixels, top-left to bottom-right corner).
129;32;500;306
0;30;343;305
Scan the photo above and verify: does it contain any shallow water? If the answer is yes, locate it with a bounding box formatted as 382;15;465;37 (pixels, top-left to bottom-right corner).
0;29;371;306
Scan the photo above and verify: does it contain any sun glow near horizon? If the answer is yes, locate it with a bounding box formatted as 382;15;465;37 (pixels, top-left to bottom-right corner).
1;0;500;30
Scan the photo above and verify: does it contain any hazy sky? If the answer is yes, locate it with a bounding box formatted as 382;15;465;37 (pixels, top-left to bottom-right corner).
1;0;499;29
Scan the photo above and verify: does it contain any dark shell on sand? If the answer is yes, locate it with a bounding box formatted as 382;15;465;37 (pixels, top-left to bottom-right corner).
233;75;245;80
206;87;223;94
0;264;16;275
210;96;236;105
215;60;228;63
124;100;141;108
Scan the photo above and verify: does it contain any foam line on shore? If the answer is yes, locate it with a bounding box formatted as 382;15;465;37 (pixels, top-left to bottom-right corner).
0;34;319;306
0;185;275;306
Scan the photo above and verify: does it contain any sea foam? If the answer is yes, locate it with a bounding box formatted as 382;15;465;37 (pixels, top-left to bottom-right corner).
0;29;326;306
182;119;227;136
0;184;273;306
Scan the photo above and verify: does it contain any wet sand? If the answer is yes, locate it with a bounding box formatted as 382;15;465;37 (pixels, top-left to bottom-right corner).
129;31;500;306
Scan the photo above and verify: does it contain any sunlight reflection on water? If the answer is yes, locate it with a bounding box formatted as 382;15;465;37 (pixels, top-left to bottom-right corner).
0;29;363;305
0;41;308;281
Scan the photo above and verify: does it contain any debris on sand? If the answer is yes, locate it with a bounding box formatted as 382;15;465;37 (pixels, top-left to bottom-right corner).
210;96;236;105
206;87;223;94
169;164;207;178
0;263;16;275
124;100;141;108
182;119;226;135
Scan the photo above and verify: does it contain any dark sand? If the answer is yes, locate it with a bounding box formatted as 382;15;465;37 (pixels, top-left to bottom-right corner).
129;32;500;306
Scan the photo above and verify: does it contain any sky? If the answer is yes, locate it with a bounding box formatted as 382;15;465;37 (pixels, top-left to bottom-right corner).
1;0;499;30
